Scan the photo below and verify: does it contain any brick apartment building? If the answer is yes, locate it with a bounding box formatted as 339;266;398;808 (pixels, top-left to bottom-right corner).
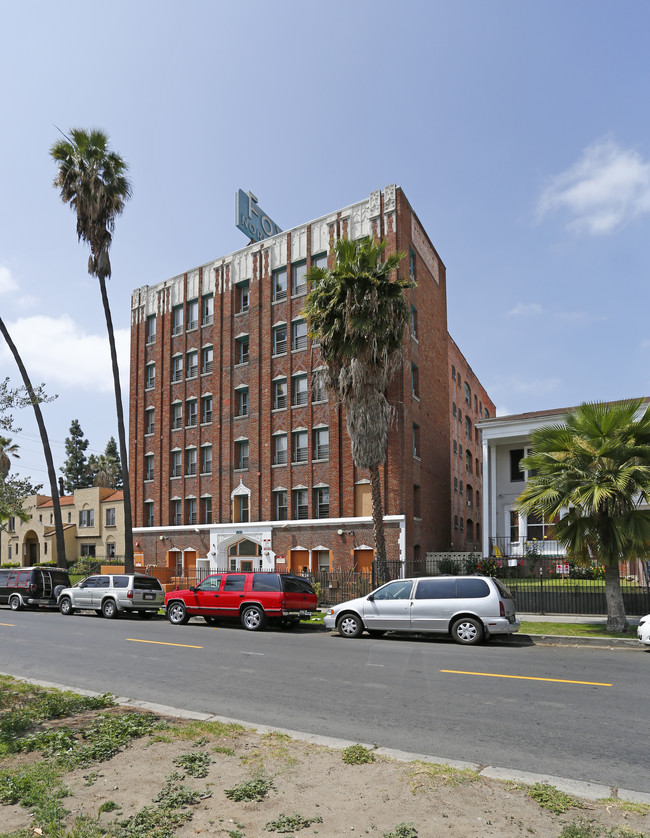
129;185;493;580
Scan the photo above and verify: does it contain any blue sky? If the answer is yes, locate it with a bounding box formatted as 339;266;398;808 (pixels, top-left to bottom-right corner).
1;0;649;486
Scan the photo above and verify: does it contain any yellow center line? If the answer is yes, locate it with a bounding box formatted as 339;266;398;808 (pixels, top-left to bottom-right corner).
0;623;15;627
440;669;612;687
127;638;203;649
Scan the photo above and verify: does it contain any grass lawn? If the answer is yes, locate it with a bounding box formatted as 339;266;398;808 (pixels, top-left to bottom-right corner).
518;621;638;640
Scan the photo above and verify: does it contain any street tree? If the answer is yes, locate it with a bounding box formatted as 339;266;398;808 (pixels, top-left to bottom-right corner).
51;128;135;572
516;399;650;633
0;325;67;567
304;236;410;584
61;419;91;492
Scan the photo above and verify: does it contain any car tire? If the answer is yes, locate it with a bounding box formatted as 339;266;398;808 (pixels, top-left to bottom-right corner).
337;612;363;638
59;597;74;616
367;629;386;638
451;617;484;645
101;599;119;619
167;601;190;625
9;595;22;612
204;616;218;626
241;605;267;631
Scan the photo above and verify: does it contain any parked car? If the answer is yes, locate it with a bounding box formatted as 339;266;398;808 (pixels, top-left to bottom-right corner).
57;573;165;619
165;572;318;631
637;614;650;647
0;566;71;611
323;575;520;645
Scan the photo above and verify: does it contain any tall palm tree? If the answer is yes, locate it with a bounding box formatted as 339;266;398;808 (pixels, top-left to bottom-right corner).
304;236;410;584
51;129;135;573
0;435;19;481
516;399;650;633
0;318;67;567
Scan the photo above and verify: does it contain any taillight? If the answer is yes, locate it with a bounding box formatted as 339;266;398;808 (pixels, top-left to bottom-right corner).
499;601;505;617
30;583;37;593
127;590;133;599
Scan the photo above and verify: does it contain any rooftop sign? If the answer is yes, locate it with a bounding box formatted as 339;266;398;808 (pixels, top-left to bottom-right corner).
235;190;282;241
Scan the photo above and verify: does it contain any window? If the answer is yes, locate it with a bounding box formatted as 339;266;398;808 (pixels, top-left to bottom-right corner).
202;396;213;424
172;306;183;335
145;454;154;481
274;490;288;521
474;394;478;412
186;399;197;427
311;252;327;270
411;363;419;399
292;261;307;296
201;346;213;375
510;449;525;482
465;449;472;473
291;319;307;351
458;445;463;460
410;305;418;340
273;379;287;410
171;499;182;526
202;294;214;325
294;488;308;519
105;507;115;526
465;416;471;439
454;515;458;530
476;490;480;508
80;544;96;558
413;423;420;458
186;447;197;476
451;365;456;381
186;497;197;525
171;402;182;430
187;299;199;331
235;387;249;417
272;324;287;355
459;516;464;532
79;509;94;527
409;246;416;279
145;501;154;527
292;375;308;406
314;486;329;518
458;408;462;422
171;355;183;383
269;433;286;465
186;350;198;379
454;477;458;492
464;382;471;405
272;267;287;302
146;314;156;344
374;580;413;600
413;484;421;518
484;408;490;419
510;510;520;542
312;369;327;403
235;439;249;470
293;430;308;463
145;409;154;436
236;282;249;314
201;445;212;474
145;363;155;390
453;402;457;417
235;335;249;364
235;494;249;523
466;485;473;507
171;450;182;477
313;427;329;460
202;496;212;524
527;512;552;540
7;517;15;532
453;440;457;454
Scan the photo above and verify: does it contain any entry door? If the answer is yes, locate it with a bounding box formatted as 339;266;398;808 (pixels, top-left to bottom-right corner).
240;560;253;572
362;580;414;630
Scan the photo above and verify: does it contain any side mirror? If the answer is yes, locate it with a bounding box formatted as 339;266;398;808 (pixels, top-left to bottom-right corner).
78;582;85;589
367;593;375;601
189;586;196;593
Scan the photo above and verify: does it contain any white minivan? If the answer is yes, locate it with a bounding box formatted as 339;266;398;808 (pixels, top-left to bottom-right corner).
324;576;519;644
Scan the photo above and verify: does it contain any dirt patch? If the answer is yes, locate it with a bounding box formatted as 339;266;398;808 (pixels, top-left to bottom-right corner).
1;707;648;837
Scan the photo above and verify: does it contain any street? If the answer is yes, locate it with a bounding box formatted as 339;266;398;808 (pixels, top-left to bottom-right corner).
0;610;647;793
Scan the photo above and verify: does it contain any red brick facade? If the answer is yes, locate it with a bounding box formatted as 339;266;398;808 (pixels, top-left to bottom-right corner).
129;186;492;574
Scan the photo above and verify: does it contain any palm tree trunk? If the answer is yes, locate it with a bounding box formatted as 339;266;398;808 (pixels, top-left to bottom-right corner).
604;561;628;633
370;465;390;585
98;276;134;573
0;316;67;568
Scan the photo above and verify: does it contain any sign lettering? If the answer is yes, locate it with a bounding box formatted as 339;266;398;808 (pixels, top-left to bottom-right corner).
236;190;282;241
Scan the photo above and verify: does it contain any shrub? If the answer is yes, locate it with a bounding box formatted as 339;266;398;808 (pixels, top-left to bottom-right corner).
342;744;375;764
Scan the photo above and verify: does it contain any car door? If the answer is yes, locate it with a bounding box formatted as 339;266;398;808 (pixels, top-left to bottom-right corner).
90;576;111;608
73;576;98;609
215;574;246;618
409;578;457;632
362;580;414;630
190;575;223;616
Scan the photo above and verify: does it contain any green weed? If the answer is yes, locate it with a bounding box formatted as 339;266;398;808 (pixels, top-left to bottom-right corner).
342;744;375;764
559;820;649;838
225;774;275;802
528;782;580;814
407;761;479;791
384;825;419;838
0;762;69;828
265;811;324;832
116;804;194;837
153;779;203;808
173;751;214;777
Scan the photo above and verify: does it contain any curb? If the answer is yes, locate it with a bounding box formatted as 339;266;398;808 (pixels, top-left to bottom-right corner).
4;672;649;805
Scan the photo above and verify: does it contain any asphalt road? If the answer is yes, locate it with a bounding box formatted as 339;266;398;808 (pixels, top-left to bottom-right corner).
0;609;647;793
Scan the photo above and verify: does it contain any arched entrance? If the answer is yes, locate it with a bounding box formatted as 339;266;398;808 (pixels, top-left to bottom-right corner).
23;530;40;565
228;538;262;572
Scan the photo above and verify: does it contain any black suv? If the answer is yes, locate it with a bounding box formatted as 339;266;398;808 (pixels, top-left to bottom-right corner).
0;567;71;611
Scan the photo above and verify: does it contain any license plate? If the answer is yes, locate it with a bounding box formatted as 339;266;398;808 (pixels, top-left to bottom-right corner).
143;593;155;600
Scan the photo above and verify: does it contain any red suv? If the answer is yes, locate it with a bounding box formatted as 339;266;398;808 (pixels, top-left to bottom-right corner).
165;572;318;631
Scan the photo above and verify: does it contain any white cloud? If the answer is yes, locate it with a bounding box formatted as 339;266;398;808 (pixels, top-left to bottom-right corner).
0;315;129;394
506;302;543;317
0;266;18;295
537;138;650;234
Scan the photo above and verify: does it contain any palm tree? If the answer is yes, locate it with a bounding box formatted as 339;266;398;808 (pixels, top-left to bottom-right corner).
0;435;19;481
304;236;410;584
516;399;650;633
51;129;135;573
0;318;67;567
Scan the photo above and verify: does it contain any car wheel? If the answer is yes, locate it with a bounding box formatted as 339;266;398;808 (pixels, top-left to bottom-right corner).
167;601;189;625
241;605;267;631
59;597;74;616
138;611;155;619
101;599;119;619
367;629;386;638
337;612;363;638
204;616;218;626
451;617;484;645
9;595;22;612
